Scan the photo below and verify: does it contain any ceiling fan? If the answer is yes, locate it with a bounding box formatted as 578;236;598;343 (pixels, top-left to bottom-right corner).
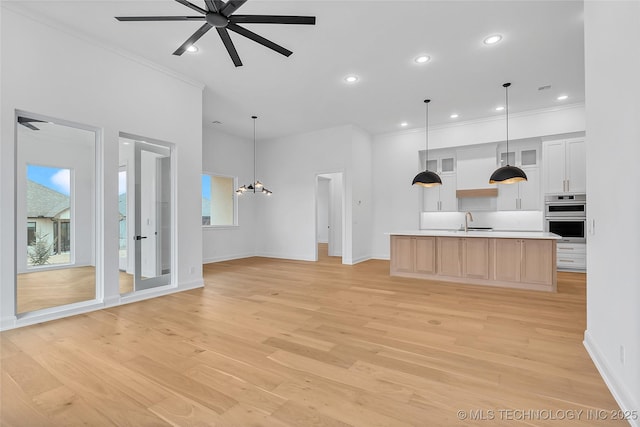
115;0;316;67
18;117;46;131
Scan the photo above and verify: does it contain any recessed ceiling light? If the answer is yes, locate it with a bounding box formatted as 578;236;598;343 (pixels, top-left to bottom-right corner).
344;75;359;84
400;122;408;127
557;95;568;101
495;106;505;111
483;34;503;45
186;45;198;53
414;55;430;64
450;114;459;119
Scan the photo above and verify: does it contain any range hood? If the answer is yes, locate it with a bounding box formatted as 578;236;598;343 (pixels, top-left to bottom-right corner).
456;145;498;198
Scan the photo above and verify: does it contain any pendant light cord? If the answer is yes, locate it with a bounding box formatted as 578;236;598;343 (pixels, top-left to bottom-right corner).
503;83;510;166
424;99;430;169
253;115;257;193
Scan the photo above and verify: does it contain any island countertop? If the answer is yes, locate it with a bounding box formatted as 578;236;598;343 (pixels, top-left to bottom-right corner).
388;229;561;240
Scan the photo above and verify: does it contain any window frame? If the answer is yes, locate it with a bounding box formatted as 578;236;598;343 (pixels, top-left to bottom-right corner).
201;172;238;228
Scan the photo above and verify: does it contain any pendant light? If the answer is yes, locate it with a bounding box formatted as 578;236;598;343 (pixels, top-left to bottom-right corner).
489;83;528;184
236;116;272;196
412;99;442;187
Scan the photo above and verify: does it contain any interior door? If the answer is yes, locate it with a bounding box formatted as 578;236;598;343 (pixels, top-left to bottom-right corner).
134;141;172;290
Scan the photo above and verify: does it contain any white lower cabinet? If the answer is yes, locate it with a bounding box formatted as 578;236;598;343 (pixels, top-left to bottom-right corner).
556;242;586;271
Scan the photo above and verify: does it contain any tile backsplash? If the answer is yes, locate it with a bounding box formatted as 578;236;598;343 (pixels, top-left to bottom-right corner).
420;210;544;231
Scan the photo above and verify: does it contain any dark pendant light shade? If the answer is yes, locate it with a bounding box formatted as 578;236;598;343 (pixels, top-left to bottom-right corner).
489;165;528;184
489;83;527;184
412;170;442;187
412;99;442;187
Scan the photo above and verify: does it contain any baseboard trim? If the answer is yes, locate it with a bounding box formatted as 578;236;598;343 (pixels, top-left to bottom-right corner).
103;295;120;307
584;330;639;427
0;316;18;331
203;253;254;264
370;254;390;260
1;280;205;331
254;252;316;262
349;255;372;265
8;301;106;331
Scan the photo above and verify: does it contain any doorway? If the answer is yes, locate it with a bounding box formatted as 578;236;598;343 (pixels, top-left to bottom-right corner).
119;135;173;293
316;172;344;263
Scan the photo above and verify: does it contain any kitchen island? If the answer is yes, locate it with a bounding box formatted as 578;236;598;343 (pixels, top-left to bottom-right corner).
389;230;561;292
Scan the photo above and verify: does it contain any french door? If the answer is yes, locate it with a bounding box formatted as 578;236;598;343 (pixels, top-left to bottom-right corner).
133;140;172;290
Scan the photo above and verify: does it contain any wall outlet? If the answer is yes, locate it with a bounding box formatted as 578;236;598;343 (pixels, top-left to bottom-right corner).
189;266;195;274
620;345;625;364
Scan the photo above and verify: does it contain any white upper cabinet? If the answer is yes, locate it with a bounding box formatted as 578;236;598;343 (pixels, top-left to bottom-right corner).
422;173;457;212
420;149;457;212
543;138;586;194
565;139;586;193
496;141;542;211
456;145;496;190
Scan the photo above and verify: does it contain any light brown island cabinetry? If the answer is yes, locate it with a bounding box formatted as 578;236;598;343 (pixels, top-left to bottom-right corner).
390;234;557;292
390;235;436;275
435;237;490;279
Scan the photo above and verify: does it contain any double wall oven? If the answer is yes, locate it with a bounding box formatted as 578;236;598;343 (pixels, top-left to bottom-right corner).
544;194;586;243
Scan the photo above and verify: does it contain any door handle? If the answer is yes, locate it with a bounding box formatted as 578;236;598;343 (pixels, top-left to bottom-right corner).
135;235;147;240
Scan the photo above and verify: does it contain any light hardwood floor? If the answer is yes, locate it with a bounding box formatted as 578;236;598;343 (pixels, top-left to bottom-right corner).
16;268;134;313
1;245;624;426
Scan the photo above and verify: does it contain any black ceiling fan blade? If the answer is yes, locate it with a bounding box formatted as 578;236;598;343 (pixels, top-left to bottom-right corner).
230;15;316;25
174;0;207;15
204;0;225;13
18;117;43;130
173;23;213;55
216;27;243;67
21;122;40;130
221;0;248;17
116;16;206;22
227;23;292;57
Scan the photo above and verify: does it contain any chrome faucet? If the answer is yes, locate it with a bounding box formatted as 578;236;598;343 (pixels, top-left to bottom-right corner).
464;211;474;232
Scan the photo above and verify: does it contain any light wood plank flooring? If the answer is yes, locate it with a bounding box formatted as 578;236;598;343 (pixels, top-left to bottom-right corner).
16;268;134;313
1;248;623;426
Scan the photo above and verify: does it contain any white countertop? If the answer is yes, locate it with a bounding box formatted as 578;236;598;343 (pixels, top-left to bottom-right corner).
389;229;561;240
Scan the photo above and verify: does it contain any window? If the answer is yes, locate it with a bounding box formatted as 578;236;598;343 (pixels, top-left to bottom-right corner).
202;174;236;226
27;222;36;246
26;165;72;266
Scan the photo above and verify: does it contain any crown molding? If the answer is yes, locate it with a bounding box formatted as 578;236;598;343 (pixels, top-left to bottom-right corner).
1;3;205;91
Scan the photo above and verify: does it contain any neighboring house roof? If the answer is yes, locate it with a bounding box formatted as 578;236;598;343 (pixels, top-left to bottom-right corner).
27;180;70;218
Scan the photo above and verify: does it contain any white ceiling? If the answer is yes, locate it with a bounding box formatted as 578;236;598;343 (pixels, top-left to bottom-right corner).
7;0;585;140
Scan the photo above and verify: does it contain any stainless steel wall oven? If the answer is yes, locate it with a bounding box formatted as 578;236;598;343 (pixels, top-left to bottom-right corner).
544;194;586;243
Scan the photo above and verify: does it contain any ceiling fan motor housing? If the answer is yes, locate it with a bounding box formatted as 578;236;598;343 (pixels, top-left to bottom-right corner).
206;13;229;28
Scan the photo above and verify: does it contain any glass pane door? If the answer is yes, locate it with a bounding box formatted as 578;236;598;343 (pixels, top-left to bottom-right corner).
134;141;172;290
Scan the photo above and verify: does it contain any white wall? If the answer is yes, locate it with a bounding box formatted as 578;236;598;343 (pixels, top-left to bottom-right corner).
255;125;352;261
350;126;374;263
371;105;586;259
583;2;640;422
316;177;329;243
202;126;257;262
1;7;204;329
